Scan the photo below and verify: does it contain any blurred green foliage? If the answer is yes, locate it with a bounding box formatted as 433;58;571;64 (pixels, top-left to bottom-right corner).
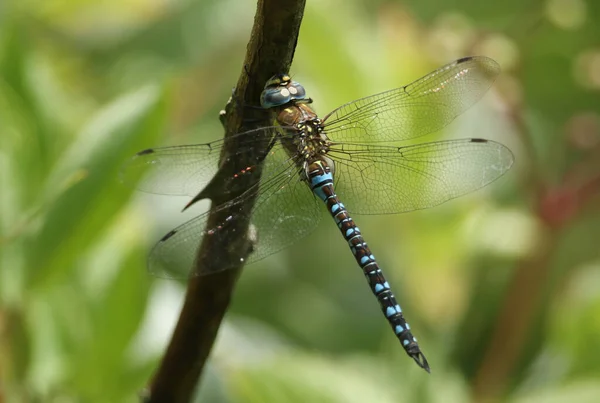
1;0;600;402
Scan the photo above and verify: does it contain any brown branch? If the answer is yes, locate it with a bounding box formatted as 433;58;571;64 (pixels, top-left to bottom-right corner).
143;1;306;402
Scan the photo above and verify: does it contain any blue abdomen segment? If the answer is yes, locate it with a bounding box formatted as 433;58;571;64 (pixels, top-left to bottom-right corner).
307;159;430;373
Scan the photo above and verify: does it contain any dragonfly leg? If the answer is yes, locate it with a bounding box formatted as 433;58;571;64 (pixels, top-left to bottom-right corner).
219;95;233;126
219;87;267;127
295;97;314;105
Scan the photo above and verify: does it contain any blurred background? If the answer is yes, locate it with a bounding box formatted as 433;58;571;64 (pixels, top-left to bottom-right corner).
1;0;600;402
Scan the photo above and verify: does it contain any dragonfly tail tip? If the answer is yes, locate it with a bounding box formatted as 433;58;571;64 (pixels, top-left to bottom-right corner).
411;352;431;374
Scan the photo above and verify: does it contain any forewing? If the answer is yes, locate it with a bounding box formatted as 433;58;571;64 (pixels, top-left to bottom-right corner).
322;57;500;143
120;127;281;197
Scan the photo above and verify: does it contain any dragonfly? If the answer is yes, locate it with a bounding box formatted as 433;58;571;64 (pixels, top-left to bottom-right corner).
122;56;514;372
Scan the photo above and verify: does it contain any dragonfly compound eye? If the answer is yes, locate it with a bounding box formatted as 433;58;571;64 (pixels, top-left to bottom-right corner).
261;87;292;108
261;75;307;108
287;81;306;100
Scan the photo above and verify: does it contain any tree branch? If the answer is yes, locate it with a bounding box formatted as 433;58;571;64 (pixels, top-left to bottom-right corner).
144;1;306;402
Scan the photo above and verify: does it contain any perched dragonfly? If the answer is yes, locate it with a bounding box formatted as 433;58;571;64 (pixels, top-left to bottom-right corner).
123;56;514;372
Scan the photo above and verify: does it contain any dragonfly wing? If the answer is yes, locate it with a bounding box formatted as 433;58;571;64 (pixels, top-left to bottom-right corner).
147;142;321;278
120;126;281;197
322;57;500;143
243;166;321;265
328;138;514;215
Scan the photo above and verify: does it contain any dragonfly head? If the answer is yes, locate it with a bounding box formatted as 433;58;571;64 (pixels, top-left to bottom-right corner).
260;74;307;108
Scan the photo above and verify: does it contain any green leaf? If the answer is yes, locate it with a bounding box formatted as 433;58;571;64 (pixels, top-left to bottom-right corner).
27;84;170;289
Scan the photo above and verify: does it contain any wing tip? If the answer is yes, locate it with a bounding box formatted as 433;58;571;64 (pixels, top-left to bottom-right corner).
456;56;474;64
136;148;155;156
470;138;488;143
456;55;501;76
160;229;178;242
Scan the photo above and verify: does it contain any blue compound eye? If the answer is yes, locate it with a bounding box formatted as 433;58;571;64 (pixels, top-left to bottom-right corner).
260;74;307;108
260;86;292;108
287;81;306;101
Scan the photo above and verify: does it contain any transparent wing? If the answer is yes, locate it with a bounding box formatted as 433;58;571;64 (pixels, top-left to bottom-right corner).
120;126;282;197
322;57;500;143
327;138;514;215
146;142;322;278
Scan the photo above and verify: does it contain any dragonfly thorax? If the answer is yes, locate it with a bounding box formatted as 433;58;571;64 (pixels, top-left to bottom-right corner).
278;106;330;149
261;75;334;178
299;121;331;160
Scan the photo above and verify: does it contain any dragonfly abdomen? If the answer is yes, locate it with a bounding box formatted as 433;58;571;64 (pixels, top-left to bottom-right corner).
307;159;430;373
